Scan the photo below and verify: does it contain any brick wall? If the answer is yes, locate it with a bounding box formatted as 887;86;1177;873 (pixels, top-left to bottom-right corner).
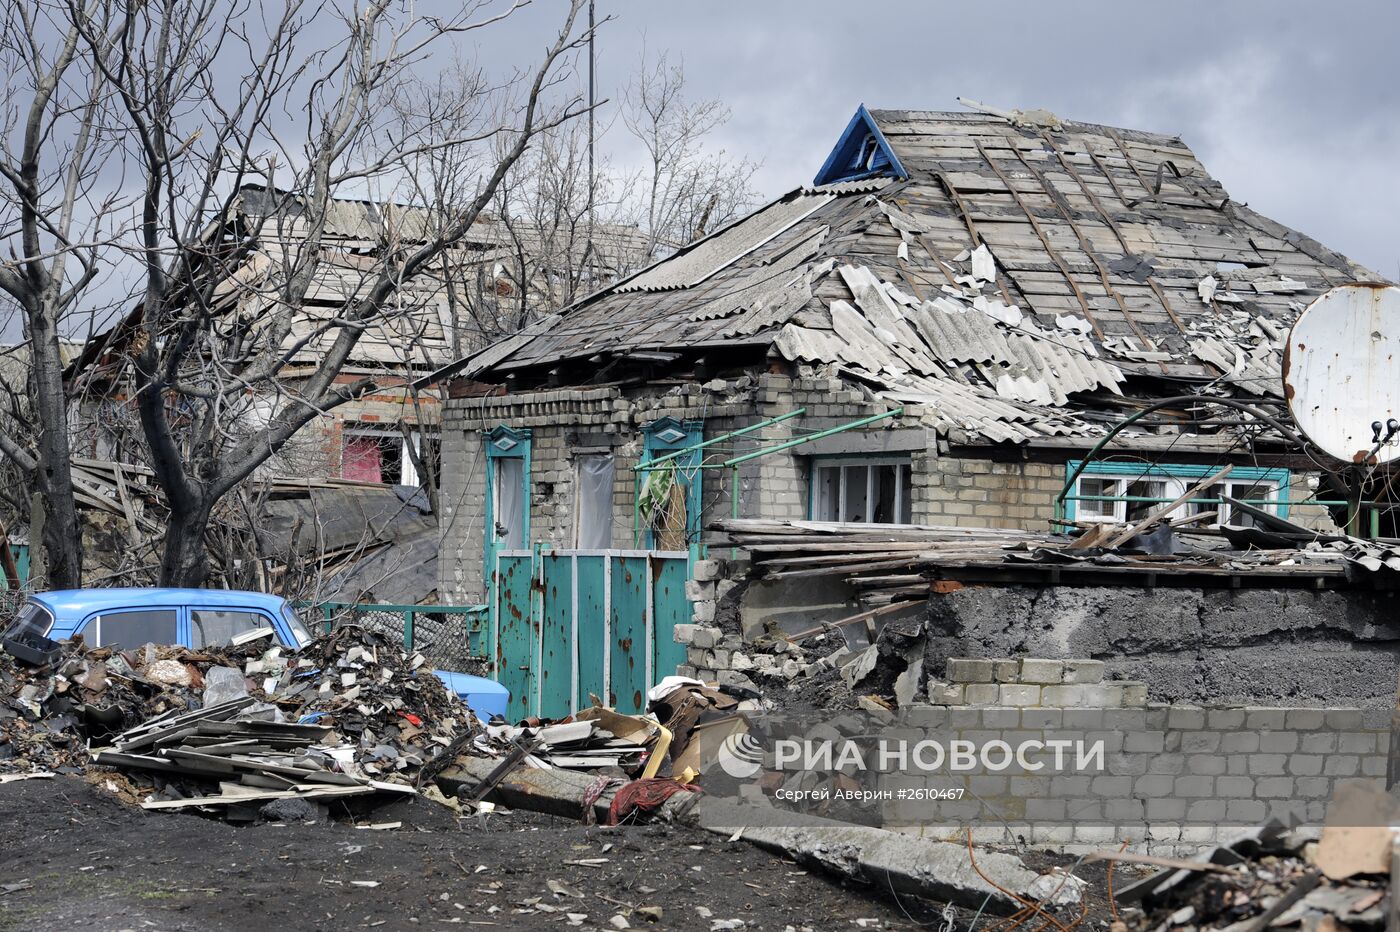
438;418;488;601
436;375;886;603
437;374;1345;603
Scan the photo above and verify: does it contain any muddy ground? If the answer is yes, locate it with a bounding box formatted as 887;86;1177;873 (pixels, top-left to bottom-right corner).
0;774;963;931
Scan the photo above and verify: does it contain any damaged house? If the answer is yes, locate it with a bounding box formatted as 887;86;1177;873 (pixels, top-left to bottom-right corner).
429;105;1394;721
67;185;651;486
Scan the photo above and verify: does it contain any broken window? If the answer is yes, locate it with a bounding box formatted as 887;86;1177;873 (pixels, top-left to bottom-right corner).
191;609;270;648
343;429;404;484
1072;473;1178;523
1075;476;1123;522
1068;465;1288;527
1190;479;1281;528
811;457;913;525
574;454;615;549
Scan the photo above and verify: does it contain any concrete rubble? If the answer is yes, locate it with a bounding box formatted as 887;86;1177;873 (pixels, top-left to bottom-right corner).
1117;810;1394;932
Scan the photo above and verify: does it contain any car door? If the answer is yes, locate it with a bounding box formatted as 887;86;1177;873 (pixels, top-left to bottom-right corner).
76;608;181;651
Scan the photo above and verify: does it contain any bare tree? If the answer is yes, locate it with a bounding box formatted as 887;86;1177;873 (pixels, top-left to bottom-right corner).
0;1;126;588
0;0;593;587
401;50;760;352
623;53;759;259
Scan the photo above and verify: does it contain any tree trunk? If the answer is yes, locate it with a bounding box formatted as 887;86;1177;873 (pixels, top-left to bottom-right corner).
158;497;212;587
29;310;82;590
0;516;21;591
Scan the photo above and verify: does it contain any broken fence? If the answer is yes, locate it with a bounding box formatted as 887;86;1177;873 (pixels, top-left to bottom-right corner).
312;600;490;677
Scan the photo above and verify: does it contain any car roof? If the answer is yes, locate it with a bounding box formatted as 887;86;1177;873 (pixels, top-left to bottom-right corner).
30;588;290;619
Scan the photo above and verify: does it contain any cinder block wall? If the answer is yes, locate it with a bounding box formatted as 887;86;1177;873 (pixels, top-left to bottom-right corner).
914;456;1061;529
894;656;1386;852
887;699;1385;854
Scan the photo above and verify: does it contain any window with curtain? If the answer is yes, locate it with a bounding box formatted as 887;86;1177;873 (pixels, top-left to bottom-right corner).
574;454;615;549
493;457;526;550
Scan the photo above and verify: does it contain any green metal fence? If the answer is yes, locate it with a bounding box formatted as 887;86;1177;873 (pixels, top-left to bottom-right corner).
311;601;492;675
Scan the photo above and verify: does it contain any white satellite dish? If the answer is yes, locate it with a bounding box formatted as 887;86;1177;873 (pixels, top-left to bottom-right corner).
1284;283;1400;465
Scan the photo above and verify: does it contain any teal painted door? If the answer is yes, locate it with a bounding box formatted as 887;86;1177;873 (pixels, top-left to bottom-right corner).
495;553;537;721
493;550;690;719
539;552;574;719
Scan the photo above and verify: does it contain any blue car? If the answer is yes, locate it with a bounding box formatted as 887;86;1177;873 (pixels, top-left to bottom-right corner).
4;588;508;720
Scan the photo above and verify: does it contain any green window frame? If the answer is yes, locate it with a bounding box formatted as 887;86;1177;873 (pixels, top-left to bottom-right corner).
1062;460;1291;526
484;425;531;580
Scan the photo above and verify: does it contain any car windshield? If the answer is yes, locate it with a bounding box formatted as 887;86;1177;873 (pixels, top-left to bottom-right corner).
4;601;52;640
281;606;312;647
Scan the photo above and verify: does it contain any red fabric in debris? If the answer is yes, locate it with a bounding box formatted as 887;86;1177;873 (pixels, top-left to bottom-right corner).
342;437;383;482
607;778;701;825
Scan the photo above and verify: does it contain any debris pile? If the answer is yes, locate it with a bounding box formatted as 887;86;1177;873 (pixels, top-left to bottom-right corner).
258;625;474;783
485;710;654;772
93;697;409;815
1;637;268;774
2;624;482;818
711;516;1400;618
1118;814;1391;932
45;456;443;603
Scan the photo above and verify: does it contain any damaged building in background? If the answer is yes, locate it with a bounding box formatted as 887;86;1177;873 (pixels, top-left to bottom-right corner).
66;184;652;486
428;104;1400;728
31;186;651;597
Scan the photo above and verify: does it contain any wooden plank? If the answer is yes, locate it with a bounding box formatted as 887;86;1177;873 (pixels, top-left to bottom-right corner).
1104;466;1232;549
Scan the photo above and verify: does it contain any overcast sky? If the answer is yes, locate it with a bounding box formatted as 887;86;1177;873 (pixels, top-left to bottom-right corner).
5;1;1394;344
477;0;1398;275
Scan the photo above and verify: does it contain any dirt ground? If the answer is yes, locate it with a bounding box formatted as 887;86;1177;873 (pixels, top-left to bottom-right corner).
0;774;958;932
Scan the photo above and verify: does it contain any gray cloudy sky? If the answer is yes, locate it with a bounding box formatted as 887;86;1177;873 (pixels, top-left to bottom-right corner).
474;0;1398;275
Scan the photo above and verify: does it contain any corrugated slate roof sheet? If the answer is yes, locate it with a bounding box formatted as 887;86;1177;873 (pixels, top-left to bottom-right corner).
446;109;1378;444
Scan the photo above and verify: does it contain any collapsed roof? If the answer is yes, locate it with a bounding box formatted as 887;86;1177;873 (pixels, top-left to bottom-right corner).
440;106;1377;446
67;185;653;387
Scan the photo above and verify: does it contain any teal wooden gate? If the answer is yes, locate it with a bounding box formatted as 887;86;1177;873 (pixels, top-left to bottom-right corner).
492;548;690;720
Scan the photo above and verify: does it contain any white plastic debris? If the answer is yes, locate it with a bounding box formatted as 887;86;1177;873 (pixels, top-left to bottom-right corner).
1055;314;1093;335
970;244;996;283
1197;274;1218;304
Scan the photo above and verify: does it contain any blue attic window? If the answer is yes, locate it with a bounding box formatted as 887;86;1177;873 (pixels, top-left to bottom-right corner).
813;104;909;186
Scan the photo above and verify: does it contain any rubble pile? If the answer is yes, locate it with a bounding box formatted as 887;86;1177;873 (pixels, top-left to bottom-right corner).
2;624;483;817
464;678;760;789
93;697;407;814
1119;819;1390;932
485;714;652;771
257;625;474;783
1;638;268;774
